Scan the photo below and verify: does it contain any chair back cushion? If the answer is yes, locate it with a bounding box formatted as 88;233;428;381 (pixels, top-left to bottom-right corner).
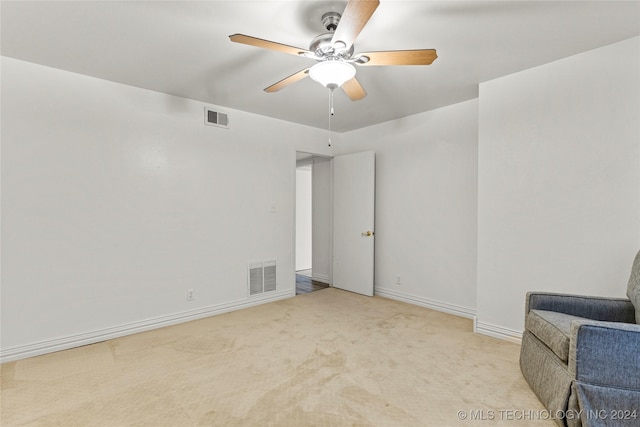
628;250;640;324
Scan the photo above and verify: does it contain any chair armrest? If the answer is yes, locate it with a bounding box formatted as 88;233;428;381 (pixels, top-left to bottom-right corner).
568;320;640;390
525;292;635;323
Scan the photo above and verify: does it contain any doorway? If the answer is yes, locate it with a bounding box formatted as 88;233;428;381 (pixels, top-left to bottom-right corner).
295;153;332;295
294;151;376;297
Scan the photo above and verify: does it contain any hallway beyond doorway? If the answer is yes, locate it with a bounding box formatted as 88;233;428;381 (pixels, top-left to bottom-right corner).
295;272;329;295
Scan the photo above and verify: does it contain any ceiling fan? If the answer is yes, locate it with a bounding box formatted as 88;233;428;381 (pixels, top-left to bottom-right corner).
229;0;437;101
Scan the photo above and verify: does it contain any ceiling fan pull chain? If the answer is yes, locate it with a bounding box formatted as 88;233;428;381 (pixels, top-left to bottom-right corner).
330;89;335;116
328;91;333;147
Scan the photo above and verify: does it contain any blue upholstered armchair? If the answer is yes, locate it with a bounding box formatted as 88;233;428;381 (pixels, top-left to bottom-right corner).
520;251;640;427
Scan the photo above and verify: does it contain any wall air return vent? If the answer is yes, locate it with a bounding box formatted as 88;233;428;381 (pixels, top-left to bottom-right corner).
204;107;229;129
248;260;277;296
263;260;277;293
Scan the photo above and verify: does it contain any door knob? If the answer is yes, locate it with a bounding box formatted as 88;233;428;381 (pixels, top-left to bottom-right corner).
361;231;374;237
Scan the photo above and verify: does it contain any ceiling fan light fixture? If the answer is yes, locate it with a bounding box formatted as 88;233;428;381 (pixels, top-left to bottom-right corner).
309;61;356;89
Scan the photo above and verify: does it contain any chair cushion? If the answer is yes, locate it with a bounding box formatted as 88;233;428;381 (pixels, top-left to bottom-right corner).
526;309;588;362
627;250;640;324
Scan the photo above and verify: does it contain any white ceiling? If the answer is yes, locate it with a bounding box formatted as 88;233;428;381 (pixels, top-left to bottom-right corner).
2;1;639;132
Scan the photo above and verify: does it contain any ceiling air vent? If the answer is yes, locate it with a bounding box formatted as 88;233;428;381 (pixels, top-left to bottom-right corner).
204;107;229;129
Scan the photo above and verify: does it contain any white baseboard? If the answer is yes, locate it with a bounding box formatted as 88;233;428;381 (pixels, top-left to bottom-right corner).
474;320;522;344
375;287;476;319
0;289;294;363
375;288;522;344
312;273;330;284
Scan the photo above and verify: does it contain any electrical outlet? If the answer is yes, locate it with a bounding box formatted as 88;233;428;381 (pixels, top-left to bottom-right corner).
187;289;194;301
395;275;401;285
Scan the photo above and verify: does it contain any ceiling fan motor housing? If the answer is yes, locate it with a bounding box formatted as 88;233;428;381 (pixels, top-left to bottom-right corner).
308;11;354;60
309;32;354;59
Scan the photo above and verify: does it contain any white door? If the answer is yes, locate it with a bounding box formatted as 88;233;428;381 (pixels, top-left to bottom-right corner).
332;151;375;296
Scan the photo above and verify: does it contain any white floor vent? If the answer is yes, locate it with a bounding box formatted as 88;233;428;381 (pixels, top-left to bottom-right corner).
204;107;229;129
248;260;277;296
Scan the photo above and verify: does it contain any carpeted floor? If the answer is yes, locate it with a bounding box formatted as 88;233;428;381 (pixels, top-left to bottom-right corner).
0;288;552;426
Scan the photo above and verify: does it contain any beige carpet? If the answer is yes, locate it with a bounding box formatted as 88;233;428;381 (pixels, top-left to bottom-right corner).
1;288;552;426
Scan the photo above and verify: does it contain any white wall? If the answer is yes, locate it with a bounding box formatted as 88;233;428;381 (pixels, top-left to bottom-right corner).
477;37;640;339
312;157;332;284
295;166;312;271
3;37;638;361
337;100;479;318
0;57;332;361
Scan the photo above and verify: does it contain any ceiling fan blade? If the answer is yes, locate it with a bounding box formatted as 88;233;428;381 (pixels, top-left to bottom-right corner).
342;77;367;101
331;0;380;50
264;68;310;93
356;49;438;66
229;34;312;56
